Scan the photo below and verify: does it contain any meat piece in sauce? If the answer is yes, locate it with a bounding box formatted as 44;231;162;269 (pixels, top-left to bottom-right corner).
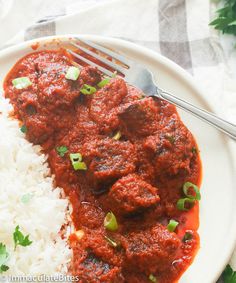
89;78;127;133
71;229;124;283
143;115;196;180
108;174;160;216
118;97;160;137
82;138;137;189
122;224;180;274
72;251;124;283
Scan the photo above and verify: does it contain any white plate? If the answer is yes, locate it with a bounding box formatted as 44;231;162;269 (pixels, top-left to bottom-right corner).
0;35;235;283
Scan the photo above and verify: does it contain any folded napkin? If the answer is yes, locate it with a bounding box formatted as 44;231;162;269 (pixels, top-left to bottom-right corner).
0;0;236;281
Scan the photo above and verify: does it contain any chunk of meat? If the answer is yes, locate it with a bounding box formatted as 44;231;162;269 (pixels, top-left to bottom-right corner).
72;252;124;283
82;138;137;188
143;115;196;181
122;224;180;274
118;98;160;137
71;229;124;283
89;78;127;133
108;174;160;216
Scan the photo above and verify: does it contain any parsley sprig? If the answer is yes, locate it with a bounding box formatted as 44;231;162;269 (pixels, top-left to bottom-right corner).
13;226;33;250
223;265;236;283
0;243;9;273
210;0;236;36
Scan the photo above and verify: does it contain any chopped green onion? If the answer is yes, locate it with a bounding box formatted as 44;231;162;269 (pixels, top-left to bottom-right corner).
21;193;33;204
69;153;87;171
97;78;111;88
12;77;32;89
149;274;157;282
70;153;82;162
177;198;195;211
113;131;121;141
167;219;179;232
104;235;118;248
72;161;87;171
165;134;175;144
104;212;118;231
56;146;68;157
183;182;201;201
183;232;193;242
191;147;198;154
65;66;80;81
80;84;97;95
20;125;27;133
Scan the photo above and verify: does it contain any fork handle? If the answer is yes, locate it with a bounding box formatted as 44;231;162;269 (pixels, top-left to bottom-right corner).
158;90;236;140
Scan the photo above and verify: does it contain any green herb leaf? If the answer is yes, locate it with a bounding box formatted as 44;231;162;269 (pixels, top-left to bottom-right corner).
13;226;32;250
21;193;33;204
80;84;97;95
210;0;236;36
149;274;157;282
165;134;175;144
65;66;80;81
12;77;32;90
176;198;195;211
0;243;9;273
183;182;201;201
183;232;193;242
167;219;179;232
191;147;198;154
223;264;236;283
56;146;68;157
104;212;118;231
20;125;27;134
69;153;87;171
0;265;9;272
97;78;111;88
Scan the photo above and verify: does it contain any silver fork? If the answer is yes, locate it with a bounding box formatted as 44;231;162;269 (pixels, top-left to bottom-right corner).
67;39;236;140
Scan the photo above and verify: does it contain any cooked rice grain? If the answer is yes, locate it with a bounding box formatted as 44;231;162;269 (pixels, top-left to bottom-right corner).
0;96;72;275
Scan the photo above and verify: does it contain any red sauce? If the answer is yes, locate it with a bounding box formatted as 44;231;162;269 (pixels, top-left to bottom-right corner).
4;50;202;283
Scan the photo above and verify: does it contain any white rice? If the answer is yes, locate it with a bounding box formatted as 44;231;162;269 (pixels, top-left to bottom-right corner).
0;95;72;276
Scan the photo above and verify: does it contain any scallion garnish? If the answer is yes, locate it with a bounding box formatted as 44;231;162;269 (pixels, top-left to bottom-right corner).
0;243;9;273
12;77;32;89
97;78;110;88
183;182;201;201
13;226;32;250
104;212;118;231
80;84;97;95
167;219;179;232
21;193;33;204
191;147;198;154
113;131;121;141
177;198;195;211
65;66;80;81
149;274;157;282
183;232;193;242
104;235;118;248
69;153;87;171
56;146;68;157
20;125;27;133
70;153;82;162
165;134;175;144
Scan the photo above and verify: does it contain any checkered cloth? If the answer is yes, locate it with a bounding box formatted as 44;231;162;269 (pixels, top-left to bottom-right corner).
1;0;236;281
